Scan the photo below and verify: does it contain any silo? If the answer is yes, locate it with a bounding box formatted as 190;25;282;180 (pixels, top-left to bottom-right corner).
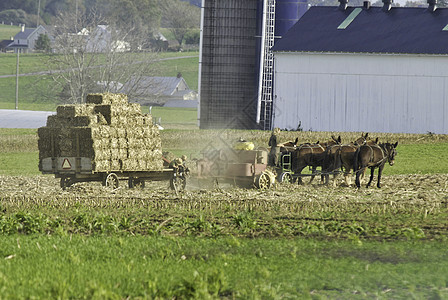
275;0;307;39
199;0;260;129
198;0;308;130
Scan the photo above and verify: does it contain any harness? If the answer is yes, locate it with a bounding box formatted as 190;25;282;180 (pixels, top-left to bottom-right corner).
354;144;389;174
368;144;388;167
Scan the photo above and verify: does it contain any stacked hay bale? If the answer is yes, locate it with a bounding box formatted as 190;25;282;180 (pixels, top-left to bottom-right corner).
38;93;163;172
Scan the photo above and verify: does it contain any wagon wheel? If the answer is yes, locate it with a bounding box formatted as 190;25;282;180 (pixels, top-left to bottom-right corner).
279;172;293;184
255;172;271;189
60;176;72;190
128;177;145;189
104;173;119;189
170;175;186;192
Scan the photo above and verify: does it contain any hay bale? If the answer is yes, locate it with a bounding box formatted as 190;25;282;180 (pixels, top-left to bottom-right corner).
73;115;96;127
46;115;72;128
57;104;95;118
38;92;163;173
94;149;111;160
93;160;110;172
86;93;128;105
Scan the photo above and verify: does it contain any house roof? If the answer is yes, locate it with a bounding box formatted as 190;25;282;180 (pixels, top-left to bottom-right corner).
14;29;35;40
272;6;448;55
0;40;13;49
124;76;190;96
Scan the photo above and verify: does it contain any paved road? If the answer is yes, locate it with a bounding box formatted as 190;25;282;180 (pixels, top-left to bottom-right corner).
0;109;54;128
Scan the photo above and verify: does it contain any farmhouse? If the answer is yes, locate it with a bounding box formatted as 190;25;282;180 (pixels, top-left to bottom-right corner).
121;74;198;106
8;25;49;53
272;0;448;134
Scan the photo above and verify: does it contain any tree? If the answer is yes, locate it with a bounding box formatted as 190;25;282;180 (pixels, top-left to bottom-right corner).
44;9;160;104
78;0;161;50
161;0;200;46
184;29;200;45
35;34;51;52
0;9;32;25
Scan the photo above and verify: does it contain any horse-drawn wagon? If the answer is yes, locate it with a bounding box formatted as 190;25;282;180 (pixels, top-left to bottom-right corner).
197;147;275;189
38;93;187;191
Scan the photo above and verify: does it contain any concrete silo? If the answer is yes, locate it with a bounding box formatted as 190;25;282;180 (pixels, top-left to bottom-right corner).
198;0;307;130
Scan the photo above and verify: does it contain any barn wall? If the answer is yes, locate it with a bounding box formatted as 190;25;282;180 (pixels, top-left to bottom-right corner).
273;52;448;134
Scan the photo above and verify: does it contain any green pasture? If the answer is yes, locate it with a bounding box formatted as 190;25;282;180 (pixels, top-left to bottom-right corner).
0;75;58;111
0;53;54;76
0;235;446;299
0;51;199;111
156;55;199;91
0;24;21;41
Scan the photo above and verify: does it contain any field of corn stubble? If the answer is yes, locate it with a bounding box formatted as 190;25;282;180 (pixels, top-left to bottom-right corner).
1;129;447;241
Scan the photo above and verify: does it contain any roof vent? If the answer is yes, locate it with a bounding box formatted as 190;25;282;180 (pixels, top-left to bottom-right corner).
338;0;349;10
382;0;393;11
363;1;371;9
428;0;437;12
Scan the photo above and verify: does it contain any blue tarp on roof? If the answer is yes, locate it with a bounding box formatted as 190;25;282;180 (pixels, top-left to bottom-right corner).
272;6;448;54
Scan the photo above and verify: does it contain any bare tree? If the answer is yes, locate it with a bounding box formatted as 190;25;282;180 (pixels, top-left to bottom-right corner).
45;9;160;104
161;0;200;47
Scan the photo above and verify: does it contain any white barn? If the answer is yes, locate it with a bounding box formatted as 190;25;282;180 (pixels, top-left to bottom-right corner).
272;0;448;134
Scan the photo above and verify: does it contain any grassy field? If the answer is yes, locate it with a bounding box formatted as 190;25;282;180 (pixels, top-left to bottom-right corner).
0;128;448;298
0;24;21;40
0;51;199;111
0;235;446;299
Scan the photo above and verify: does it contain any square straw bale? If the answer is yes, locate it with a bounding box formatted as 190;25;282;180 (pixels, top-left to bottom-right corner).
110;159;121;171
146;159;163;171
93;160;110;172
116;128;126;138
142;114;153;125
74;115;97;127
118;138;128;148
86;93;129;105
94;149;111;161
121;158;138;170
92;139;110;150
110;138;119;149
57;104;95;118
46;115;72;128
91;126;111;139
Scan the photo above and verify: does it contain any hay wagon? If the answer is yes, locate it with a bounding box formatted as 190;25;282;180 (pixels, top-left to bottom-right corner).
39;137;179;191
38;93;186;191
197;148;275;189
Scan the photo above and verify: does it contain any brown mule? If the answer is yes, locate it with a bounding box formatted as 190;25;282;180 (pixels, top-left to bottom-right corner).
339;134;378;186
354;142;398;188
292;137;341;185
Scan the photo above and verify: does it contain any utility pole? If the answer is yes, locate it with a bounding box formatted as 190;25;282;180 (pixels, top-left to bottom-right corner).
15;49;20;110
37;0;41;27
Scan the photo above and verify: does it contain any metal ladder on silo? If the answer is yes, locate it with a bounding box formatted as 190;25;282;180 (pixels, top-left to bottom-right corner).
259;0;276;131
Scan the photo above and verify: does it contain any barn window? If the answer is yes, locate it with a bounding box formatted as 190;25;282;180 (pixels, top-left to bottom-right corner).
337;8;362;30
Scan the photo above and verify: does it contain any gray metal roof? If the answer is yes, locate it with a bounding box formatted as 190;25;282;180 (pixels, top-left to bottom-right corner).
14;29;35;40
273;6;448;55
122;76;190;96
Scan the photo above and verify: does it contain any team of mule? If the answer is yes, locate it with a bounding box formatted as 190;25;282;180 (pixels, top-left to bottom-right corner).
275;133;398;188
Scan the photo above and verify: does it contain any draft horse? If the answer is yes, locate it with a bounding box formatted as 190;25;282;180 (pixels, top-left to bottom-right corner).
354;142;398;188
